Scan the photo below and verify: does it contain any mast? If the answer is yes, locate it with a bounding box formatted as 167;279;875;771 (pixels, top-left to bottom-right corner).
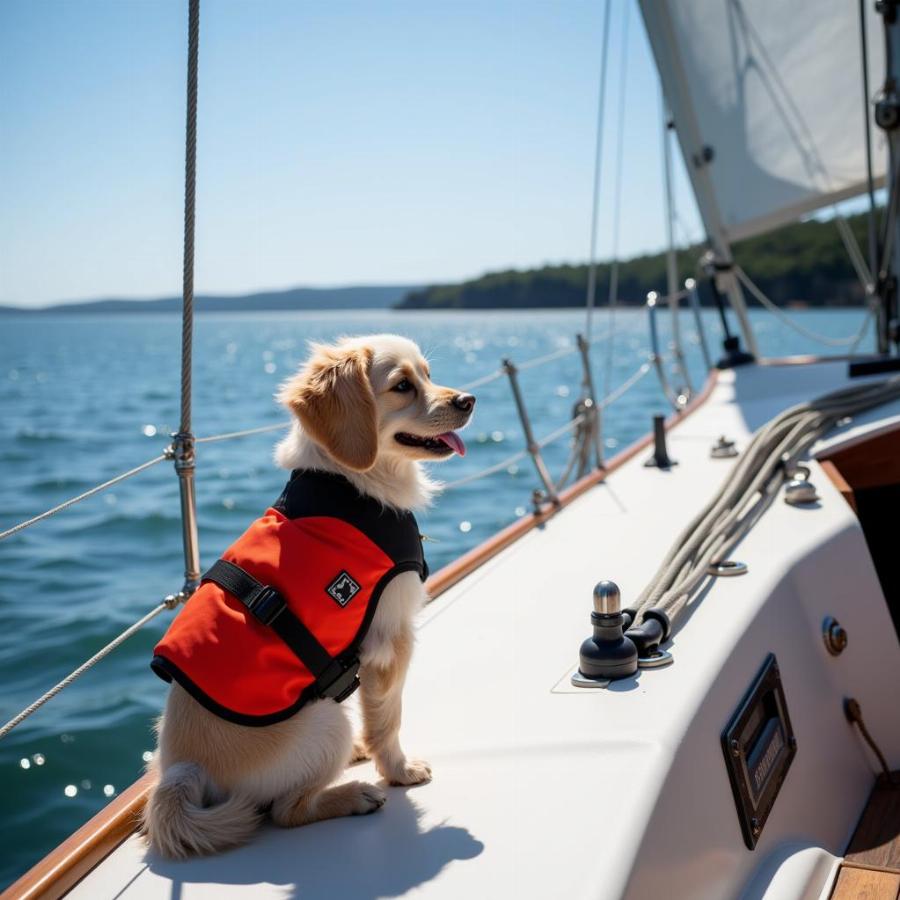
875;0;900;355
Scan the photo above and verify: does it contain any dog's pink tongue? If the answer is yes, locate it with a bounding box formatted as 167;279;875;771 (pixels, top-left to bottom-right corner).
437;431;466;456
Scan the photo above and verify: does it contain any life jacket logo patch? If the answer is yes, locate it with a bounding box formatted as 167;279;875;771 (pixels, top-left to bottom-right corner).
326;571;361;607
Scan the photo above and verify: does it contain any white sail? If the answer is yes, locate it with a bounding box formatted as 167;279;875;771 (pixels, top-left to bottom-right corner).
640;0;887;242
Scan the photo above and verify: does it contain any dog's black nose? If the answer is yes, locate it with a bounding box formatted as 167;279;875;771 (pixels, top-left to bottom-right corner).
452;393;476;412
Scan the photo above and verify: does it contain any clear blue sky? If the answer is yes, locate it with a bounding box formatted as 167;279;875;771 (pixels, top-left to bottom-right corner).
3;1;719;307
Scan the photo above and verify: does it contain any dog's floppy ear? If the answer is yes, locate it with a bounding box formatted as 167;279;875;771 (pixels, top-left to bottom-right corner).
278;343;378;472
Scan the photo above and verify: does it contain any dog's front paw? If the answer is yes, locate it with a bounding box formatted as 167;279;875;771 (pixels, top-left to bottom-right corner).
385;758;432;787
348;781;386;815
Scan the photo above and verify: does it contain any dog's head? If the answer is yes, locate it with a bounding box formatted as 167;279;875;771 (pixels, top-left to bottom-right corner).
278;334;475;472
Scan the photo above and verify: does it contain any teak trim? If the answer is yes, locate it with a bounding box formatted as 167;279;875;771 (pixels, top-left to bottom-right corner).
2;774;153;900
5;370;719;899
759;353;881;367
818;459;857;513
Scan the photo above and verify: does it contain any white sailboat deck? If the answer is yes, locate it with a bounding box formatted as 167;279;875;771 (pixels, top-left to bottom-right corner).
71;359;900;900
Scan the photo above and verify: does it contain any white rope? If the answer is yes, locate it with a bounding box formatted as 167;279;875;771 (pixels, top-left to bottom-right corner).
599;361;652;409
834;212;873;290
0;600;173;740
444;358;654;493
441;449;530;491
515;345;578;373
455;346;579;396
0;343;650;546
536;413;586;450
0;421;294;544
442;415;588;492
583;0;613;342
602;0;630;398
196;422;289;443
0;453;169;543
632;375;900;627
555;435;585;491
459;368;506;392
735;266;873;350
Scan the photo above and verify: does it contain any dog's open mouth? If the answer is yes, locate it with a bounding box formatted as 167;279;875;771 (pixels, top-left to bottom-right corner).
394;431;467;456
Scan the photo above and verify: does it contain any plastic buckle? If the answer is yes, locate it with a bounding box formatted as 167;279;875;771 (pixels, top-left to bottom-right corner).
245;585;286;627
319;657;361;703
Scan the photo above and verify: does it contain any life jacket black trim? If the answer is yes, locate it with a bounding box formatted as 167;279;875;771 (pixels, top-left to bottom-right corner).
274;469;430;580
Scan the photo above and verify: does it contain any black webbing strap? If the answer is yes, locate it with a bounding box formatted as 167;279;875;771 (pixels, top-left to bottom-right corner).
203;559;360;703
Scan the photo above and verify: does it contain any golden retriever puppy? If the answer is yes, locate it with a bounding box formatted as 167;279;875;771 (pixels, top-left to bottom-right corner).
143;334;474;859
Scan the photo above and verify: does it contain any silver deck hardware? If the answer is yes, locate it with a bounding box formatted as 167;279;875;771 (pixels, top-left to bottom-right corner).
593;580;620;614
707;560;748;577
710;436;738;458
572;580;638;686
172;431;201;597
637;649;674;669
570;671;613;689
822;616;848;656
784;477;819;506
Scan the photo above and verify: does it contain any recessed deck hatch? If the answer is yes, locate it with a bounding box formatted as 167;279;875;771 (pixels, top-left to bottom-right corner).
721;654;796;850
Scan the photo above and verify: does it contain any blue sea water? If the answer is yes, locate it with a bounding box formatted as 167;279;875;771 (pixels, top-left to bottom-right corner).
0;307;874;886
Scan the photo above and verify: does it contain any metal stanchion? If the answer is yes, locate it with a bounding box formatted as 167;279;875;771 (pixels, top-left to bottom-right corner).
171;432;201;596
576;333;604;469
503;359;560;509
685;277;713;371
646;293;682;410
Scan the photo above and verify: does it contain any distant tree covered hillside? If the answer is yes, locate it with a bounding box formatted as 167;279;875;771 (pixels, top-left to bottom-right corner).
397;211;873;309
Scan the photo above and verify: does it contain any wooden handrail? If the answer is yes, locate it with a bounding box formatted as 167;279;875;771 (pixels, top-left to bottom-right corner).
2;774;153;900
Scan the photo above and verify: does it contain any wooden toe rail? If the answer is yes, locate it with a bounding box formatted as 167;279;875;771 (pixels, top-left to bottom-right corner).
831;773;900;900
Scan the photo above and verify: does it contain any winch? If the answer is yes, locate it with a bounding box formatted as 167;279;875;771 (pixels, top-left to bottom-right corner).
571;581;673;688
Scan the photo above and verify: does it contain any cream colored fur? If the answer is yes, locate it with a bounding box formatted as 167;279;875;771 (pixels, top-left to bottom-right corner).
144;334;473;860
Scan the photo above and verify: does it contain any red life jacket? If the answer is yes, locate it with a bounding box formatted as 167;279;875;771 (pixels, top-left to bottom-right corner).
152;469;427;726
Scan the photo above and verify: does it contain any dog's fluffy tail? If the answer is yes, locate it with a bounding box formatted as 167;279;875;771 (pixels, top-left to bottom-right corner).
143;762;262;859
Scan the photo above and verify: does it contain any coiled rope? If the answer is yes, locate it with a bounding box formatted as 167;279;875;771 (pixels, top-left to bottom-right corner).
631;375;900;627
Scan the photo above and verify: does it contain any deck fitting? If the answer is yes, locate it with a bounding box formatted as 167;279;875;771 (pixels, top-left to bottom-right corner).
711;435;738;458
644;415;678;469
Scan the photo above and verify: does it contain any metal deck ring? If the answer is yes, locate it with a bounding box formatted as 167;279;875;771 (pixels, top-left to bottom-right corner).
637;649;674;668
570;670;612;689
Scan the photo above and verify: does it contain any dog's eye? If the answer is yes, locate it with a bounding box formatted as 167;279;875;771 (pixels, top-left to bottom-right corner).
392;379;414;394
